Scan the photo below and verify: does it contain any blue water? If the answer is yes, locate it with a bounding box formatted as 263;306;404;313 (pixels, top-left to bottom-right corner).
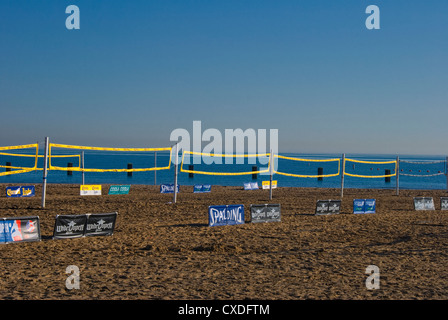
1;151;447;190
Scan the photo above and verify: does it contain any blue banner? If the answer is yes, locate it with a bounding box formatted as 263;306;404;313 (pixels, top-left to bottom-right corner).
353;199;376;214
0;220;5;243
0;217;40;243
244;182;259;190
194;184;211;193
160;184;180;194
6;186;35;198
208;204;245;227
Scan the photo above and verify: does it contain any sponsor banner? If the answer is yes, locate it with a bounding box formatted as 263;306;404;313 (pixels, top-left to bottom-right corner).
85;212;117;237
0;216;40;244
413;197;435;210
315;200;341;215
160;184;180;194
208;204;245;227
244;182;259;190
194;184;212;193
262;181;277;190
108;185;130;195
250;204;281;223
6;186;35;198
80;185;102;196
441;197;448;210
353;199;376;214
53;215;88;239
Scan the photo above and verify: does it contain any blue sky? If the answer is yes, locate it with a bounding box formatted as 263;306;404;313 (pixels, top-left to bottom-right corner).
1;0;447;155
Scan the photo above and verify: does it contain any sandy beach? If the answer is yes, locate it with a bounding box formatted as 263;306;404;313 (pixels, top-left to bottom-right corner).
1;183;448;300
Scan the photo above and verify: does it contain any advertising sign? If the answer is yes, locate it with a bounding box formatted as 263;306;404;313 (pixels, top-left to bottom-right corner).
353;199;376;214
53;214;88;239
208;204;245;227
315;200;341;215
441;197;448;210
262;181;277;190
6;186;35;198
0;216;40;244
160;184;180;193
108;185;130;195
413;197;435;210
244;182;259;190
193;184;212;193
85;212;117;237
80;185;102;196
250;204;281;223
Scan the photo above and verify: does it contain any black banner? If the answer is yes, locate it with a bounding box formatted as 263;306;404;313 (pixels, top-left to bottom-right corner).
53;215;88;239
413;197;435;210
250;204;281;223
441;197;448;210
315;200;341;215
85;212;117;237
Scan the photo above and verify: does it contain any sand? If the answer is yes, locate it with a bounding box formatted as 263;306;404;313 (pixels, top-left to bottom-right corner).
1;183;448;300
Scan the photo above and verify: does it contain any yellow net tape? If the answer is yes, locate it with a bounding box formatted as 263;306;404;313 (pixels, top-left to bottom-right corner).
0;144;39;175
0;168;35;177
344;158;397;178
50;143;170;152
180;151;271;176
274;155;340;178
49;143;172;172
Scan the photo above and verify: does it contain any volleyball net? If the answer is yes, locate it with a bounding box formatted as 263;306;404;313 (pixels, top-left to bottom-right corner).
48;143;172;172
180;150;271;176
343;158;398;178
273;155;340;178
0;144;39;176
398;159;446;177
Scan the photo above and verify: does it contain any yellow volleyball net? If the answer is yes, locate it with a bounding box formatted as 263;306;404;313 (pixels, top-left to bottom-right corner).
180;150;271;176
0;144;39;176
48;143;172;172
274;155;341;178
343;158;397;178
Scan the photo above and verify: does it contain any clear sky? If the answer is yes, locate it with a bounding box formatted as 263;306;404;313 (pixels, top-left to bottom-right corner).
1;0;447;155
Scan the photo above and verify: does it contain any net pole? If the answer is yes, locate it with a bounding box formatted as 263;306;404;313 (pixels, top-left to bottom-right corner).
444;156;448;191
41;137;49;208
340;153;345;198
81;151;85;185
269;149;273;201
396;156;399;195
173;143;179;203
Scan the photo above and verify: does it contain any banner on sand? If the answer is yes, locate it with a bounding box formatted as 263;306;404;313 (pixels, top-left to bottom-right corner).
160;184;179;194
53;212;117;239
250;204;281;223
0;216;41;244
315;200;341;215
208;204;245;227
262;181;277;190
244;182;259;190
6;186;35;198
80;185;101;196
353;199;376;214
413;197;435;210
441;197;448;210
108;185;130;195
193;184;211;193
